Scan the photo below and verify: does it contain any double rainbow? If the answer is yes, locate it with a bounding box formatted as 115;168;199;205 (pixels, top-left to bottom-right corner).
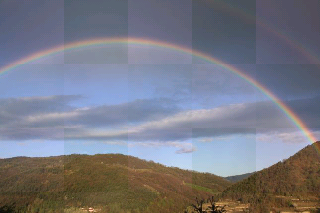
0;37;317;150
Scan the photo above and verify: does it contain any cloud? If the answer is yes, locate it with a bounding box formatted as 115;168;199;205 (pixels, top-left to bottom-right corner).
0;95;81;116
0;128;64;141
1;95;319;146
257;130;320;144
175;146;196;154
0;96;179;128
0;95;81;127
63;97;320;143
198;137;214;143
129;141;196;154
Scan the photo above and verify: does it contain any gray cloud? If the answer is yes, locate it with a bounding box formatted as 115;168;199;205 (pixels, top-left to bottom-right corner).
0;128;64;141
0;95;80;116
129;141;195;154
0;96;179;128
63;96;320;143
175;145;197;154
0;95;81;127
1;95;319;145
62;98;178;128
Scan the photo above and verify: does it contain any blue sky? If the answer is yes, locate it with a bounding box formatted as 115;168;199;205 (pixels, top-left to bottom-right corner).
0;0;320;177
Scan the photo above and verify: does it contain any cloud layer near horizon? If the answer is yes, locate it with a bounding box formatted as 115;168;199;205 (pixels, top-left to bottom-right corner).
1;95;319;152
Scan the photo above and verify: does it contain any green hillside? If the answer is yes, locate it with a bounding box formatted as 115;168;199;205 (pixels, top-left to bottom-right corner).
0;154;231;213
221;141;320;211
2;143;319;212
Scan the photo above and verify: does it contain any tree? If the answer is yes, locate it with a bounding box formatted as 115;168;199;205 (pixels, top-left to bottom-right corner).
189;196;226;213
206;196;226;213
191;197;204;213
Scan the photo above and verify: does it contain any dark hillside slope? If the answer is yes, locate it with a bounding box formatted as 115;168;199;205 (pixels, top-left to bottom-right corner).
0;154;231;212
221;141;320;210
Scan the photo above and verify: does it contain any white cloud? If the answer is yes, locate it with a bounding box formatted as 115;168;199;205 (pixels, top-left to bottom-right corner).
198;137;214;143
257;130;320;144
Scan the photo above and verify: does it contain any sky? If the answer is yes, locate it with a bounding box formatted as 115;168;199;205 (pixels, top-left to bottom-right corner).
0;0;320;177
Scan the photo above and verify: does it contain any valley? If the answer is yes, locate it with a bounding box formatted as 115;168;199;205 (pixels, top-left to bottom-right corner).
0;142;319;212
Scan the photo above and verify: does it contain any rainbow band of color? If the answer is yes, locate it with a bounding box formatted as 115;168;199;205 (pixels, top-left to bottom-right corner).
0;37;317;148
214;0;320;64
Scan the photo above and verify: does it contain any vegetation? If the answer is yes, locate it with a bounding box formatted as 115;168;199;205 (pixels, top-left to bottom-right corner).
1;142;319;212
221;141;320;212
0;154;231;212
186;196;226;213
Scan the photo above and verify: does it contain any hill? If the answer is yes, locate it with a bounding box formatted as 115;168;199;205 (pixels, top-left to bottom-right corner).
0;154;231;213
221;141;320;211
224;172;255;183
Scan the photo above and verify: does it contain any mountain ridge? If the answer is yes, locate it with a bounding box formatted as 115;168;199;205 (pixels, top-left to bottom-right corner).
1;142;319;212
220;141;320;211
0;153;231;212
224;172;256;183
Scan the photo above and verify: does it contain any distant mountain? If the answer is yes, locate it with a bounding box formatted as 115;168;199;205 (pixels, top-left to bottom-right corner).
224;172;255;183
0;154;231;213
221;141;320;211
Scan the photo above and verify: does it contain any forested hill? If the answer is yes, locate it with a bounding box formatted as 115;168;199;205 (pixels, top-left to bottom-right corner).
0;154;231;212
221;141;320;202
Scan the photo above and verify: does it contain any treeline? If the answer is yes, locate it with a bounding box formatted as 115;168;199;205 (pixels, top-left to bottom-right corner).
220;141;320;212
0;154;231;212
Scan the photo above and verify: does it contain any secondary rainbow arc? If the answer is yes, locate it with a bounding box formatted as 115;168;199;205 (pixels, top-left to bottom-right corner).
0;37;318;152
214;0;320;64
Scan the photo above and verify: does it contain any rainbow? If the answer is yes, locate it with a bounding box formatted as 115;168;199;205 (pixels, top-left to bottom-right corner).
256;18;320;64
0;37;318;150
213;0;320;64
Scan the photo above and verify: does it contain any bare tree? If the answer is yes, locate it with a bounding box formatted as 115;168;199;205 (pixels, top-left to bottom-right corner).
188;196;227;213
191;197;205;213
206;196;226;213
